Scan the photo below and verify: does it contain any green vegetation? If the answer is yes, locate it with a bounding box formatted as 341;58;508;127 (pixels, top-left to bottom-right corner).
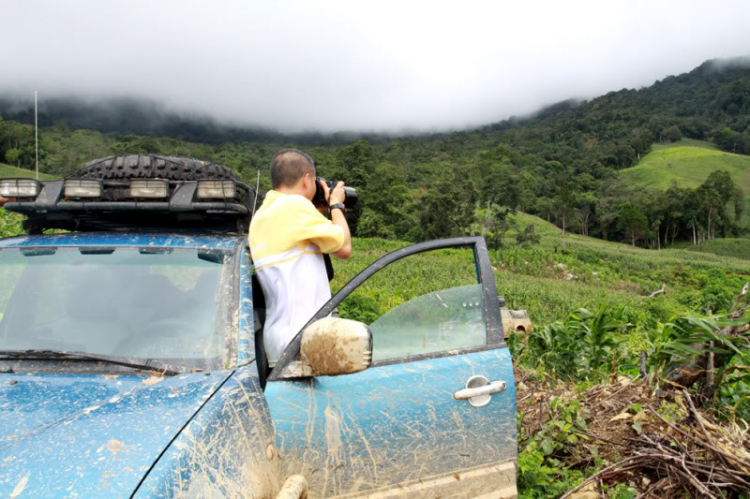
0;209;23;238
333;215;749;329
332;221;750;419
515;307;633;382
0;162;56;179
329;228;750;496
683;236;750;260
651;137;719;151
517;397;589;499
0;164;55;238
621;143;750;191
619;143;750;226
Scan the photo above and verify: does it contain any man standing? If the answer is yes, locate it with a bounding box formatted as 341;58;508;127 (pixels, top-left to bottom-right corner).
249;149;351;367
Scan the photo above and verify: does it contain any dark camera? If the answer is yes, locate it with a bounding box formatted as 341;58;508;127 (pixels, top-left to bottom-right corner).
313;177;358;208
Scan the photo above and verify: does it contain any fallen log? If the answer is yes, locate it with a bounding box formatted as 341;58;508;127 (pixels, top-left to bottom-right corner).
647;283;666;298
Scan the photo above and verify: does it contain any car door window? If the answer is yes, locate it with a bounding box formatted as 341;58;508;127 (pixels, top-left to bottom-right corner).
369;283;485;361
334;247;487;363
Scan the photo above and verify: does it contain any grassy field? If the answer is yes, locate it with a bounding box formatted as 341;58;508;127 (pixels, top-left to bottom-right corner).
621;144;750;191
650;138;719;151
331;211;750;331
618;140;750;225
507;211;750;267
0;162;57;180
681;237;750;260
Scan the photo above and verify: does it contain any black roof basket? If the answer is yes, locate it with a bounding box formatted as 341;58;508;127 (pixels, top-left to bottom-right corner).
2;178;259;235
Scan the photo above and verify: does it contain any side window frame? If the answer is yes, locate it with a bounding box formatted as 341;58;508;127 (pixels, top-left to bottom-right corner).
268;236;504;381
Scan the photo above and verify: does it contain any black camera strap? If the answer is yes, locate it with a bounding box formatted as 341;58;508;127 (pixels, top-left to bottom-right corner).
324;253;334;281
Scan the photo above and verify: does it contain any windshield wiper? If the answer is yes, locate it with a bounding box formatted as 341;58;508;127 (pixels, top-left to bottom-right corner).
0;349;179;376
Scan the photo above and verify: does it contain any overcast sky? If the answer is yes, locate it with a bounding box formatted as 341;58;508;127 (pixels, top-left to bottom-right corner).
2;0;750;133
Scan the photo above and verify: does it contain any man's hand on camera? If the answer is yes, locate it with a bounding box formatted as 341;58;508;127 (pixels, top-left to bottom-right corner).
328;181;351;259
329;181;346;206
315;180;330;214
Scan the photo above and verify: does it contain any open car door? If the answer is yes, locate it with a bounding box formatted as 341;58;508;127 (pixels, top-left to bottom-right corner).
264;237;517;498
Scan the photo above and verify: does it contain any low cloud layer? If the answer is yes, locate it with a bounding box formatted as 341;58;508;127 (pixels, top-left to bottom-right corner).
2;0;750;133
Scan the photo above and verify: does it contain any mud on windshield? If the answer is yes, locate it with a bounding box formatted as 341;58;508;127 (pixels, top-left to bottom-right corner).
0;247;235;373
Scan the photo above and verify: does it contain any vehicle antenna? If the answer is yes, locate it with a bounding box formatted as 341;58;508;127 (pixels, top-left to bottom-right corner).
34;91;39;180
251;169;260;218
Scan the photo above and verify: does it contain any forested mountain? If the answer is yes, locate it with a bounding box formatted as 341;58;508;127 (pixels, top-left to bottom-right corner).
1;57;749;247
0;96;389;146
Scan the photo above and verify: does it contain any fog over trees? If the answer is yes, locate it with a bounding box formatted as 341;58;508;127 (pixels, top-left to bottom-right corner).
2;1;750;132
2;58;750;248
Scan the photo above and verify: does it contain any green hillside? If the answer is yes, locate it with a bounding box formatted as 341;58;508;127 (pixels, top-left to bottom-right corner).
682;236;750;260
651;138;719;152
619;140;750;226
0;162;56;180
621;140;750;190
506;211;750;267
329;212;750;328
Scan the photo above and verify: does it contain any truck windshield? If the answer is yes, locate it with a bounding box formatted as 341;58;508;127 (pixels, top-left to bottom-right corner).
0;247;233;372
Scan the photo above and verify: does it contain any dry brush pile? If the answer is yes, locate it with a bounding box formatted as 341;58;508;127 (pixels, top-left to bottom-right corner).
517;372;750;498
514;284;750;498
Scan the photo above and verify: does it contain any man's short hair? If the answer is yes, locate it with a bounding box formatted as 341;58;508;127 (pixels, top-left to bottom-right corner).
270;149;315;189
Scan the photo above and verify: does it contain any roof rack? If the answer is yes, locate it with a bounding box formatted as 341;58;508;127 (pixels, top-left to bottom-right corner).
1;177;257;234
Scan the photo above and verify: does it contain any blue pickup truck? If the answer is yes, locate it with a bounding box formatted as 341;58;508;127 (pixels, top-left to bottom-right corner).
0;155;517;498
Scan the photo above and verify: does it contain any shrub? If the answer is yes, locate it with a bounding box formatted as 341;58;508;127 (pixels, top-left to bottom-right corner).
517;397;589;499
0;208;23;238
520;306;633;382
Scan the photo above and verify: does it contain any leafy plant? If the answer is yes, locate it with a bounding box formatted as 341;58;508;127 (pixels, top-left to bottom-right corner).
646;315;745;385
604;483;638;499
517;397;589;498
0;208;23;238
542;397;590;452
524;306;632;382
717;351;750;421
576;307;630;372
516;224;541;248
518;441;584;499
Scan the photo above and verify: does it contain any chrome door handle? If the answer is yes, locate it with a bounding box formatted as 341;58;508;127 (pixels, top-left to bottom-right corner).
453;375;507;407
454;380;507;399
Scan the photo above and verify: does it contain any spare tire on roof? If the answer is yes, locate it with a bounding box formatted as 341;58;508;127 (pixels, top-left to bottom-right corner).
8;155;258;235
68;155;241;182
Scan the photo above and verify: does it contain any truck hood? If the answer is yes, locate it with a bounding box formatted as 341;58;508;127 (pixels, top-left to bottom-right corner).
0;371;231;498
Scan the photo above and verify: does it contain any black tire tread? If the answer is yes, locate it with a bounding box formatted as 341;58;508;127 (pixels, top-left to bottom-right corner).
69;155;241;182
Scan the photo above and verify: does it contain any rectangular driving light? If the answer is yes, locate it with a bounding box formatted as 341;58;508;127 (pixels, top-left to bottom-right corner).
197;180;236;199
130;179;168;198
0;178;40;198
64;179;102;198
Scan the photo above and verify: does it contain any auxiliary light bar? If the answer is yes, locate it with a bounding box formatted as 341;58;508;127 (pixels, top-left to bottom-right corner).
130;179;168;198
64;179;102;198
197;180;236;199
0;178;40;198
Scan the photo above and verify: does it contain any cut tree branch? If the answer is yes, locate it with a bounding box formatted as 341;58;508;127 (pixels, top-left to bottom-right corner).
648;283;666;298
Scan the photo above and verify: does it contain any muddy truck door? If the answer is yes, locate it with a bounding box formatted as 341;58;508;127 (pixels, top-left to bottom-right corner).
264;237;517;498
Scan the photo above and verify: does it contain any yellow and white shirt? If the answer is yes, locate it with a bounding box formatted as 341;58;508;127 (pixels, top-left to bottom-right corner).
249;190;345;366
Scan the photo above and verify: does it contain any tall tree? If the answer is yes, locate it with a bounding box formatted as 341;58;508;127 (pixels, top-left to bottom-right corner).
617;203;648;247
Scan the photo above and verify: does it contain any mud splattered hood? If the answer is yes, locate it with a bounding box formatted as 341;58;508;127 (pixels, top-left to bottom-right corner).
0;371;231;497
